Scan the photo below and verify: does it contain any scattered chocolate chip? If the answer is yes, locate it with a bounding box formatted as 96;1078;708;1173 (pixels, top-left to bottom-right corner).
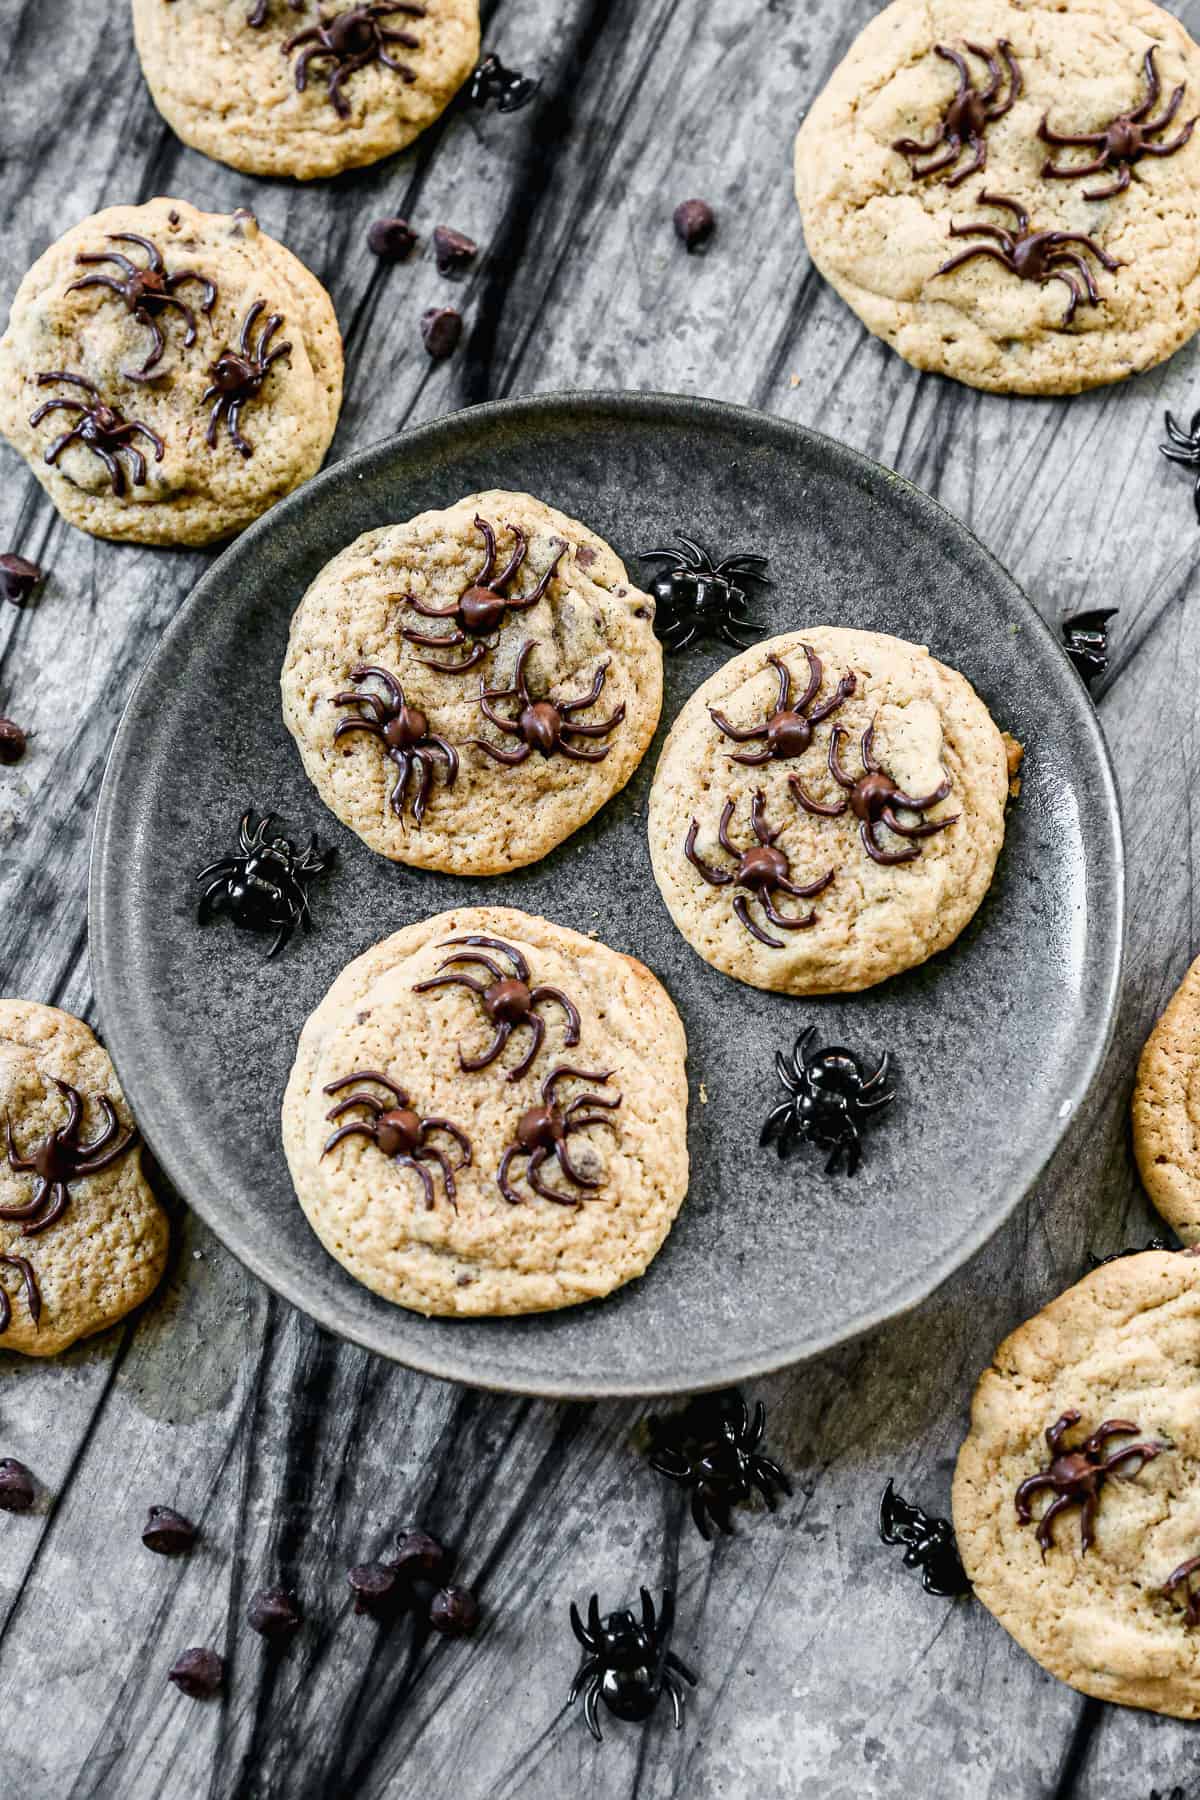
421;306;463;360
230;207;258;236
0;553;41;606
673;199;716;252
142;1505;198;1555
467;51;539;113
433;225;478;277
0;718;27;765
429;1584;481;1637
393;1528;449;1581
348;1561;401;1618
0;1458;35;1513
367;216;418;262
168;209;181;226
167;1646;224;1698
247;1586;303;1640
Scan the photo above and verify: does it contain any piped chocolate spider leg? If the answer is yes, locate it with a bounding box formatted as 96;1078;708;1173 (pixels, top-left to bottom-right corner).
413;1148;458;1210
0;1174;51;1226
557;663;611;715
3;1116;37;1174
75;1100;136;1172
1131;44;1164;121
732;894;782;948
936;242;1020;279
395;1154;436;1209
1141;117;1196;157
423;1118;472;1163
23;1182;69;1236
760;893;819;933
526;1147;582;1206
324;1070;408;1100
880;806;957;841
386;749;416;820
419;640;491;675
948;134;989;187
472;736;531;766
0;1255;40;1333
498;1144;525;1204
505;1015;545;1082
718;796;745;855
506;540;569;609
788;772;847;818
325;1094;386;1122
684;819;732;885
529;987;581;1045
555;737;610;763
861;817;921;865
460;1021;515;1073
322;1121;381;1155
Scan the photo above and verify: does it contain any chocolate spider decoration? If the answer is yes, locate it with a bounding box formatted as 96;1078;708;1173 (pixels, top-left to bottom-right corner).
67;233;216;382
648;1390;791;1540
470;639;625;766
708;647;856;764
639;535;768;652
197;809;330;957
331;665;458;824
401;517;567;673
685;791;833;947
248;0;304;23
791;720;958;866
203;301;291;459
413;936;581;1080
284;5;427;117
1039;47;1196;200
1014;1410;1165;1555
1163;1554;1200;1627
569;1588;697;1744
1160;408;1200;521
498;1065;620;1206
893;40;1022;186
2;1081;138;1236
321;1070;470;1209
0;1255;41;1337
30;373;164;497
878;1480;970;1597
761;1027;894;1176
466;51;539;113
934;192;1120;327
1062;608;1119;688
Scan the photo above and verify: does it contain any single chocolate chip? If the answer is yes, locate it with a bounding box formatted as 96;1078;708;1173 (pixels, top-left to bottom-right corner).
420;306;463;360
368;217;418;262
673;199;716;252
0;554;41;606
429;1584;480;1637
0;718;27;765
0;1458;35;1513
393;1529;449;1582
433;225;478;277
247;1586;303;1640
142;1506;198;1555
167;1647;224;1698
348;1560;401;1618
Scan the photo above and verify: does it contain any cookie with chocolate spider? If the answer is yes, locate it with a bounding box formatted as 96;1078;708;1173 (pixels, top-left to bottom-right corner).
281;906;689;1317
133;0;480;180
0;197;342;546
0;1001;167;1356
954;1249;1200;1717
281;490;663;874
1133;953;1200;1242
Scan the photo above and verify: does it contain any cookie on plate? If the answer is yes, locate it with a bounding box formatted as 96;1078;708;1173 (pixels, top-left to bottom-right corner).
281;490;663;874
794;0;1200;394
647;627;1011;994
1133;953;1200;1242
953;1250;1200;1717
282;906;689;1317
0;1001;168;1357
133;0;480;180
0;197;342;546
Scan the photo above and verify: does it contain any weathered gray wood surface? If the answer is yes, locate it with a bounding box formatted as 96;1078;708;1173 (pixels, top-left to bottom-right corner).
0;0;1197;1794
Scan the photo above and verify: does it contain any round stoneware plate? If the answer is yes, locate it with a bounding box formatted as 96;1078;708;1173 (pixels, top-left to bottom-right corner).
90;392;1123;1398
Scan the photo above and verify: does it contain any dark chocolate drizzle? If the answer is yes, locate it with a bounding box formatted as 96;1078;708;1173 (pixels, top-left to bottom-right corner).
401;515;566;672
469;639;625;766
684;789;834;947
67;232;216;382
893;40;1022;185
878;1480;970;1596
321;1069;470;1209
709;647;855;764
203;300;291;458
934;192;1120;327
29;373;164;497
0;1254;41;1336
413;935;581;1081
2;1079;138;1236
1014;1410;1165;1555
331;665;458;824
1040;47;1196;199
790;720;957;866
497;1064;620;1206
283;5;427;117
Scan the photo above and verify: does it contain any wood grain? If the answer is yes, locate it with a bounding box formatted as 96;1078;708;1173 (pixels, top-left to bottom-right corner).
1;0;1198;1793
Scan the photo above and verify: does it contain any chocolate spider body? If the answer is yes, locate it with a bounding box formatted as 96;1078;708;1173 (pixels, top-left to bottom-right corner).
197;809;329;957
30;372;164;496
321;1070;470;1208
0;1255;41;1336
284;5;427;117
640;535;768;652
413;935;581;1080
893;40;1022;185
470;639;625;766
1040;47;1196;199
649;1390;791;1539
878;1480;970;1596
790;720;958;866
498;1065;620;1206
1062;608;1119;688
569;1589;697;1743
331;665;458;824
709;647;855;764
1015;1410;1165;1555
2;1080;138;1236
935;191;1119;326
402;516;567;673
67;232;216;382
684;789;834;947
761;1027;894;1176
203;300;291;458
1161;409;1200;520
1163;1554;1200;1627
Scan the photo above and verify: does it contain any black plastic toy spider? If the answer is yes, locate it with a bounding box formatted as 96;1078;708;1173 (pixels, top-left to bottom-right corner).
321;1070;470;1208
761;1027;895;1175
401;516;567;672
569;1588;697;1743
640;535;768;651
708;647;856;763
1061;609;1119;688
497;1064;621;1206
470;639;625;765
648;1389;792;1539
30;372;164;497
284;5;427;117
466;51;540;113
2;1080;138;1236
878;1480;970;1597
197;809;330;957
331;665;458;824
203;300;292;458
413;935;581;1080
1161;408;1200;520
67;232;216;382
1088;1236;1174;1269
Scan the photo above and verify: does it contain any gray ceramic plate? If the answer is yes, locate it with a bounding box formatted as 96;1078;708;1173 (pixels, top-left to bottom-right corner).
89;392;1123;1398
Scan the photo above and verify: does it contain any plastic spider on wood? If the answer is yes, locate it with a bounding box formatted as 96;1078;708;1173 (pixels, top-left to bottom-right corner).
684;789;834;947
639;535;768;651
67;232;216;381
331;665;458;824
470;639;625;765
497;1065;620;1206
401;516;567;672
1015;1410;1165;1554
790;720;958;866
893;40;1022;186
2;1081;138;1236
30;372;164;496
934;192;1120;327
321;1069;470;1208
1160;408;1200;520
1039;46;1196;199
648;1390;792;1539
708;647;855;763
413;935;581;1080
878;1480;970;1596
284;6;427;116
569;1589;697;1743
761;1027;895;1175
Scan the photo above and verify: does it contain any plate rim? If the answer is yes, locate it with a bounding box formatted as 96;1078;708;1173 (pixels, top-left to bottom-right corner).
88;388;1126;1398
